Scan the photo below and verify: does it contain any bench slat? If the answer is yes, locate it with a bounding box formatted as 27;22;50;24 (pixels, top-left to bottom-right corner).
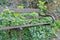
0;8;40;13
0;23;50;30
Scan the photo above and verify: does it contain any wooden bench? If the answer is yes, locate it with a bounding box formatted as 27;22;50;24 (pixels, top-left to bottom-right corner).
0;8;55;40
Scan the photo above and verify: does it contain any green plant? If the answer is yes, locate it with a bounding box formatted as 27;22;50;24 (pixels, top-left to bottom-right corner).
0;0;8;3
17;5;24;9
38;1;47;15
54;20;60;30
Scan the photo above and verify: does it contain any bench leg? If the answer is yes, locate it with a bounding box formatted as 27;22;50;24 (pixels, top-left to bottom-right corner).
19;27;23;40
